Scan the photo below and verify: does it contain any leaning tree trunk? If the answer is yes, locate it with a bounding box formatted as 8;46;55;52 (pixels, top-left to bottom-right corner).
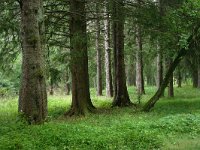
66;0;95;116
104;0;113;97
143;26;199;111
18;0;47;124
96;2;103;96
135;24;145;95
112;0;132;107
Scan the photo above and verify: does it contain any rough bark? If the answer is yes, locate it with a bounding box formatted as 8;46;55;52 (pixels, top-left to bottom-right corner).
18;0;47;124
66;0;95;116
135;24;145;95
104;0;113;97
96;3;103;96
112;0;132;107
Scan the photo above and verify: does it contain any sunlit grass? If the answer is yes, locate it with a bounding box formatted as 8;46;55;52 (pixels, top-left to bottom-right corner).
0;86;200;149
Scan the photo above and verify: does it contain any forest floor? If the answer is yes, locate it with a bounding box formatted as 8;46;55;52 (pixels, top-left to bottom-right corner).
0;86;200;150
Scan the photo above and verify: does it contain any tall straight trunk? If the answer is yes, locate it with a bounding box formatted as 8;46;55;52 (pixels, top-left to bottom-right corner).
66;68;70;95
104;0;113;97
96;3;103;96
50;78;54;95
67;0;95;116
135;24;145;95
112;0;132;107
156;44;163;89
167;60;174;97
192;70;198;88
198;66;200;88
18;0;47;124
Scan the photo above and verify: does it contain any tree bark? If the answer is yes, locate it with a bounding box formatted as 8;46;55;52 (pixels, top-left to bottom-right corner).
167;60;174;97
104;0;113;97
96;3;103;96
198;65;200;88
18;0;47;124
66;68;71;95
177;66;182;88
112;0;132;107
66;0;95;116
135;24;145;95
156;44;164;89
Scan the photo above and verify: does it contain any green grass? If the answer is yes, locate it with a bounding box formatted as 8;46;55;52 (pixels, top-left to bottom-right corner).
0;86;200;150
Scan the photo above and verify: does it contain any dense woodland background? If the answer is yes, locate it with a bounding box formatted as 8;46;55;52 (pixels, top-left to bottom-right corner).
0;0;200;149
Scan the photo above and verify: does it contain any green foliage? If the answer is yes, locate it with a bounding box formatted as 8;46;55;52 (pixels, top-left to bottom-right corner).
1;86;200;149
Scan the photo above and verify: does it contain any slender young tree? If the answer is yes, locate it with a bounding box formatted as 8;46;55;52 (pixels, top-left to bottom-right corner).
112;0;132;107
18;0;47;124
135;24;145;95
167;59;174;97
104;0;113;97
66;0;95;116
96;2;103;96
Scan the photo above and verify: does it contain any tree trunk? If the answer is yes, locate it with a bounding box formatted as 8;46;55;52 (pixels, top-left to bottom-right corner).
96;3;103;96
18;0;47;124
167;59;174;97
66;0;95;116
50;78;54;95
66;68;71;95
198;66;200;88
135;24;145;95
177;67;182;88
192;70;198;88
156;44;163;89
112;0;132;107
104;0;113;97
143;48;187;111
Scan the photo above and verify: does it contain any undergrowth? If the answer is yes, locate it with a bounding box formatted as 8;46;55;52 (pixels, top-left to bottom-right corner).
0;86;200;150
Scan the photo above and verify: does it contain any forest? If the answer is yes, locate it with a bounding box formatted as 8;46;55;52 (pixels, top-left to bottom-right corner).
0;0;200;149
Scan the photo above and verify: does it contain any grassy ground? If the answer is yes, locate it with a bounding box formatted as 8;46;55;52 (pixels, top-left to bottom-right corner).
0;86;200;150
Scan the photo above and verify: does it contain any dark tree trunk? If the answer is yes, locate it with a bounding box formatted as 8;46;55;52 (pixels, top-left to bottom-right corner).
135;24;145;95
167;59;174;97
112;0;132;107
50;78;54;95
143;28;199;111
66;0;95;116
192;70;198;88
198;66;200;88
96;3;103;96
177;67;182;88
104;0;113;97
18;0;47;124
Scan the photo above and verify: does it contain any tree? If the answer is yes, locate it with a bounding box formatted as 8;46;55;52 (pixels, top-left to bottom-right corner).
96;2;103;96
66;0;95;116
135;24;145;95
112;0;132;107
18;0;47;124
104;0;113;97
143;23;200;111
